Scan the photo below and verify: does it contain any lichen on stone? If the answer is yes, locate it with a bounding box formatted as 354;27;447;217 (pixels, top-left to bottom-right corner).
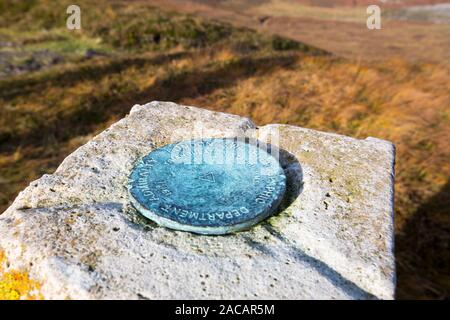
0;250;42;300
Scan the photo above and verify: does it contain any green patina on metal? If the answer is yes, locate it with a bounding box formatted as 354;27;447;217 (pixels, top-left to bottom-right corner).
128;138;286;235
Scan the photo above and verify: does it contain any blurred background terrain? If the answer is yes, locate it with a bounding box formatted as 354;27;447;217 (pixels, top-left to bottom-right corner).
0;0;448;299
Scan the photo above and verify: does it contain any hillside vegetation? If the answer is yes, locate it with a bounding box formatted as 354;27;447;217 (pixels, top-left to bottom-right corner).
0;0;448;299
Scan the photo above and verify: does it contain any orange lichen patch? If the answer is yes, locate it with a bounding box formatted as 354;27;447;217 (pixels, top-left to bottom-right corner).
0;250;43;300
0;251;5;271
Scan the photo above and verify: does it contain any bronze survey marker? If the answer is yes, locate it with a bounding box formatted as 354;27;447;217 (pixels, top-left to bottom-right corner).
128;138;286;235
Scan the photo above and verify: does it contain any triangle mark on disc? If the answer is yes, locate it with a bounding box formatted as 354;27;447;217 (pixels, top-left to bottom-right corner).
199;172;216;183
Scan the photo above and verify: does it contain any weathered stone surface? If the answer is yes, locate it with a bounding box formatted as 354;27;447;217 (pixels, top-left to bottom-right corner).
0;101;396;300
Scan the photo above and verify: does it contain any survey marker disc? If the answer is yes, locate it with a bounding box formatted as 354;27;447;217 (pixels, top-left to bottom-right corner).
128;138;286;235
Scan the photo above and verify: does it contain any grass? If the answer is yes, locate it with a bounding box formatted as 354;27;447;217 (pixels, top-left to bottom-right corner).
0;0;449;299
253;0;368;23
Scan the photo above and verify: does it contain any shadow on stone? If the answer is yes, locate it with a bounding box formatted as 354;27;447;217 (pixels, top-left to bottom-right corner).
242;142;378;299
276;147;304;213
263;223;378;300
254;141;303;216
